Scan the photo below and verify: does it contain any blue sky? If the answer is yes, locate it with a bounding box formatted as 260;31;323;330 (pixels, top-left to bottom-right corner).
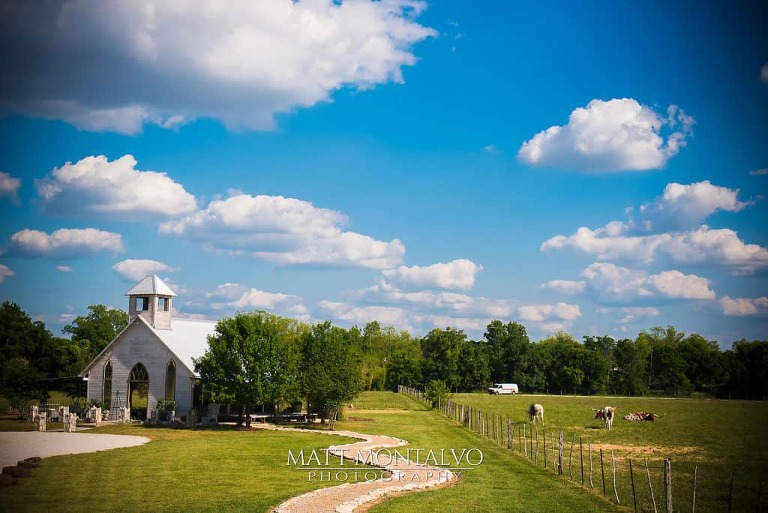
1;1;766;347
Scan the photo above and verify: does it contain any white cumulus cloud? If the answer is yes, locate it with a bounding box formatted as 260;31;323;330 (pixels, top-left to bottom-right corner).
0;172;21;199
319;301;418;332
541;180;767;274
541;279;587;294
0;264;14;283
1;0;436;134
518;98;693;172
578;262;715;301
159;193;404;269
517;302;581;322
113;259;179;282
7;228;124;258
596;306;660;325
638;180;751;232
381;259;483;290
720;296;768;316
206;283;306;315
35;155;197;219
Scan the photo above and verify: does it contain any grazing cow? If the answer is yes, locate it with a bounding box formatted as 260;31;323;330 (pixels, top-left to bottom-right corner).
528;403;544;424
593;406;616;430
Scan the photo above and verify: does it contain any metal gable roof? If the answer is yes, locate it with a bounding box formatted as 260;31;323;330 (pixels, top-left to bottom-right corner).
79;316;217;378
126;274;177;297
153;318;217;376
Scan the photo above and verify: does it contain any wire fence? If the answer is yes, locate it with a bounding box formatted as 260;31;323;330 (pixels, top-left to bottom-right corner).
399;386;766;513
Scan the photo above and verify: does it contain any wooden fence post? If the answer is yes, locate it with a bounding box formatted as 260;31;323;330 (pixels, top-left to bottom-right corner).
664;459;672;513
569;433;575;480
543;428;547;468
589;443;594;489
691;465;697;513
645;459;658;513
612;451;619;504
600;448;606;496
728;472;734;513
629;459;638;513
558;431;564;476
580;437;584;485
523;423;527;458
507;418;512;450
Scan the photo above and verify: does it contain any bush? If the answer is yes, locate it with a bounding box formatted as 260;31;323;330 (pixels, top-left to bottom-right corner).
424;379;451;408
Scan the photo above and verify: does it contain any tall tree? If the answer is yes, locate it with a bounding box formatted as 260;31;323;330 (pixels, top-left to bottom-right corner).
195;311;302;423
63;304;129;367
678;334;723;393
420;327;465;390
723;340;768;399
384;344;422;391
642;326;685;392
300;322;361;428
612;337;650;396
458;340;491;392
484;320;531;385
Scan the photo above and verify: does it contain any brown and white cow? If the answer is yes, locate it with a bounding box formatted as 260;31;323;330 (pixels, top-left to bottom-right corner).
593;406;616;430
528;403;544;424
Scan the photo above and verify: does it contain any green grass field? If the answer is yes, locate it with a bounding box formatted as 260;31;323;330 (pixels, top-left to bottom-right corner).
429;392;768;513
1;392;765;512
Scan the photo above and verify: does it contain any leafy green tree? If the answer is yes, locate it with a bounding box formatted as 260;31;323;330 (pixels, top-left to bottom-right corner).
0;357;46;417
536;332;586;394
612;337;650;396
457;340;491;392
583;335;615;388
300;322;361;429
424;379;451;408
678;334;723;393
485;320;531;384
195;311;302;424
0;301;52;365
420;327;465;390
723;340;768;399
384;344;423;391
63;304;128;368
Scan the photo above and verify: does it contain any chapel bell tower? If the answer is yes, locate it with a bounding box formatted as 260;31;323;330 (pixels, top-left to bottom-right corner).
126;275;176;330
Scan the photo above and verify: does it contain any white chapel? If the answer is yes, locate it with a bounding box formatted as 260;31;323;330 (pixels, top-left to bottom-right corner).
80;275;217;421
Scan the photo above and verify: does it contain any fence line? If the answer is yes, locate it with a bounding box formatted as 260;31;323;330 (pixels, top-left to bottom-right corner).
397;385;766;513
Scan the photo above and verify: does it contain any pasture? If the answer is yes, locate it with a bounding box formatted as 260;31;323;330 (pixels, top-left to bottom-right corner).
438;392;768;512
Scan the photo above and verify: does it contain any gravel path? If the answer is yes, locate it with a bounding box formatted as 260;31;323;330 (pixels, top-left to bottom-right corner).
270;425;457;513
0;431;150;468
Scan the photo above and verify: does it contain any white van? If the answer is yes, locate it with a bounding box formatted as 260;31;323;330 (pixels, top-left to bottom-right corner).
488;383;518;395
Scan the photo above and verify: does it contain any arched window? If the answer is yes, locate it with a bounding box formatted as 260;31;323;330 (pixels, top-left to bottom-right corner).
165;361;176;402
103;361;113;410
129;363;150;420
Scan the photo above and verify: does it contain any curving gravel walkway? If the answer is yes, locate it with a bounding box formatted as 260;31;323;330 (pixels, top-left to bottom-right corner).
0;431;151;468
270;425;457;513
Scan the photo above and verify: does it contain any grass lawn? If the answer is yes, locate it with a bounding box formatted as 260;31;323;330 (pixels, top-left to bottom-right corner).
0;424;364;512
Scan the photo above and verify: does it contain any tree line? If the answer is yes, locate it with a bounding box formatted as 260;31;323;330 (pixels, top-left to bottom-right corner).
1;300;766;419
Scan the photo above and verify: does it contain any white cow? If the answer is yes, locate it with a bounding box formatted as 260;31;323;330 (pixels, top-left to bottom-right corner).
528;403;544;424
593;406;616;430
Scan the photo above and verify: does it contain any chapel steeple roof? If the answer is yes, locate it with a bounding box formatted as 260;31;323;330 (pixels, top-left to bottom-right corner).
126;274;177;297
